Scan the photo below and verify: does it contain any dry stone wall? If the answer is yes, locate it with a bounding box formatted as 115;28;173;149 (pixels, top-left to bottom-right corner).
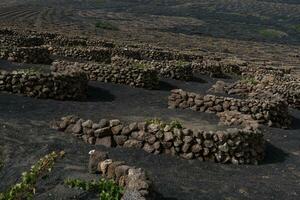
226;72;300;109
89;150;152;200
111;47;202;62
111;56;193;81
51;115;265;165
168;89;291;128
51;46;112;63
51;60;159;89
0;46;52;64
0;35;45;47
217;111;260;129
191;57;246;78
0;70;87;100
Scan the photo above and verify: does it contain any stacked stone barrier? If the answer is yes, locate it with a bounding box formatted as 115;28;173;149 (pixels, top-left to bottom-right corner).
51;60;159;89
0;35;45;47
168;89;291;128
89;150;152;200
226;72;300;109
49;36;115;48
51;115;265;165
50;46;112;63
191;57;244;77
0;69;87;100
48;35;88;47
217;111;260;129
111;56;193;81
0;46;52;64
111;47;202;62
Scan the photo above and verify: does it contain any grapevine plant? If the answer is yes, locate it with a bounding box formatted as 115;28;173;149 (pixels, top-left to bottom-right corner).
0;151;65;200
64;178;123;200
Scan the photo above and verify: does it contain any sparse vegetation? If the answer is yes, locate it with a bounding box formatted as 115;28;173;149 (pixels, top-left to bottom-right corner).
64;178;123;200
146;117;165;128
241;77;258;85
147;118;183;129
174;60;188;68
258;29;288;39
132;62;148;69
95;21;118;31
291;24;300;33
16;68;42;74
92;0;105;8
0;151;65;200
170;119;183;129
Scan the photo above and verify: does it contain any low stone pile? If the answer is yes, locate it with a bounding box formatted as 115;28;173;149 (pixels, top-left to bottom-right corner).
226;74;300;109
111;56;193;81
51;115;265;165
112;47;202;62
89;150;152;200
51;46;112;63
191;59;223;77
0;35;45;47
49;36;116;48
191;57;245;77
0;70;87;100
241;65;293;78
48;35;88;47
168;89;291;128
217;111;260;129
51;60;159;89
0;46;52;64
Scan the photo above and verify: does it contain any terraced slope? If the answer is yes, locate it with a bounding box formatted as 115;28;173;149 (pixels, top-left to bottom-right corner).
0;0;299;72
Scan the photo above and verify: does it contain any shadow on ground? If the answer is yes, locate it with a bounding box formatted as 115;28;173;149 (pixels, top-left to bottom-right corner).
86;85;115;102
290;115;300;130
156;81;179;91
262;142;289;165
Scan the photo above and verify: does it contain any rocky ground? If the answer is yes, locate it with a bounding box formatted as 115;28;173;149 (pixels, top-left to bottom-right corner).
0;72;299;199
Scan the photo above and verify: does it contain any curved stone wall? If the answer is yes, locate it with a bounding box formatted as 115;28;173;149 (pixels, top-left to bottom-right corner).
0;70;87;100
111;47;202;62
51;116;265;165
226;74;300;109
0;35;45;47
0;46;52;64
51;46;112;63
168;89;291;128
111;56;193;81
52;60;159;89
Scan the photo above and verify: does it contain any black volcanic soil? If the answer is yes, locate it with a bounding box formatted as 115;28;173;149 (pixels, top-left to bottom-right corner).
0;75;299;200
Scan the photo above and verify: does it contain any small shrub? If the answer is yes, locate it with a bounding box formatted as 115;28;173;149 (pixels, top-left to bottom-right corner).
146;118;166;128
170;119;183;129
0;151;65;200
146;118;184;130
93;0;105;8
132;62;148;69
16;68;42;74
291;24;300;32
258;29;288;39
95;21;118;31
64;178;123;200
174;60;188;68
241;77;258;85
